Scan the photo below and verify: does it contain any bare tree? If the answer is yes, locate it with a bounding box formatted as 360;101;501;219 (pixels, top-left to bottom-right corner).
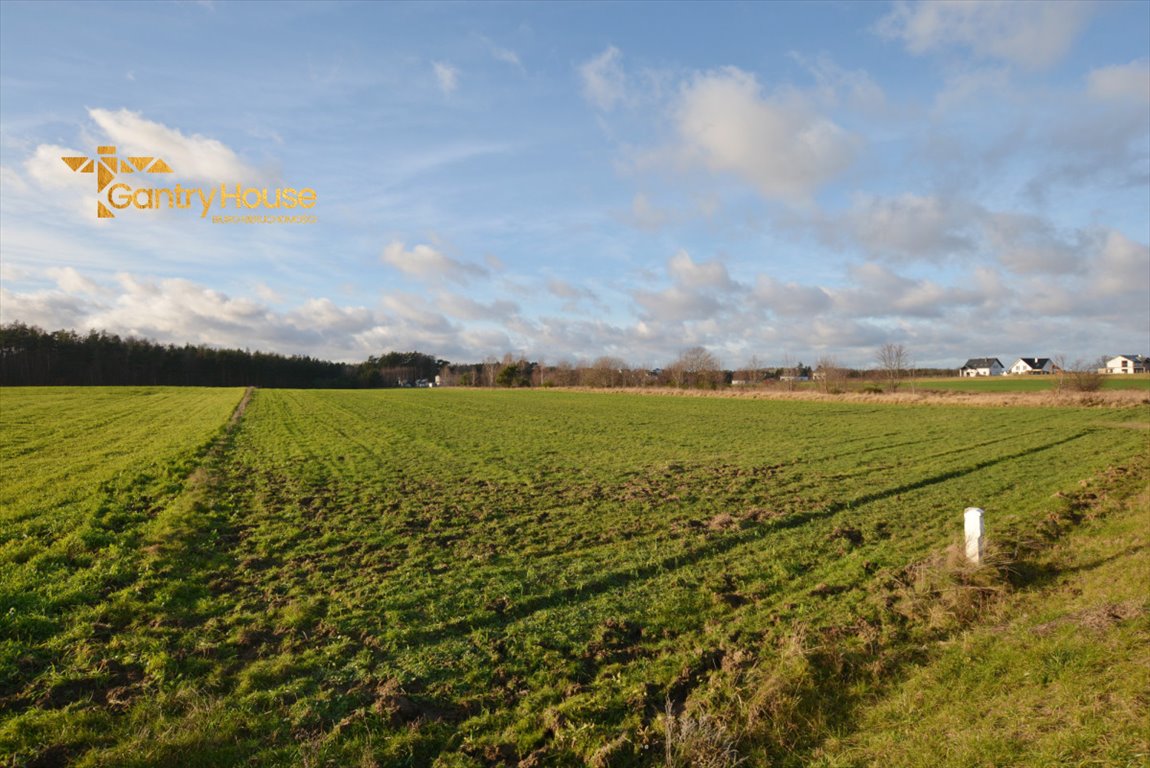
482;356;499;387
591;356;628;388
781;352;797;391
746;354;763;387
669;346;721;389
551;359;576;387
1067;356;1105;392
815;355;845;394
877;343;908;393
1053;354;1067;394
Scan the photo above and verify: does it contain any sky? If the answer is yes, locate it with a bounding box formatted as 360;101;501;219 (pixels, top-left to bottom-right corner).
1;0;1147;369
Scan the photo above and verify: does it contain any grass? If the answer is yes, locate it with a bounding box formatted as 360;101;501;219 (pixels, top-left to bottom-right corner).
1;387;1147;766
913;374;1150;393
807;459;1150;767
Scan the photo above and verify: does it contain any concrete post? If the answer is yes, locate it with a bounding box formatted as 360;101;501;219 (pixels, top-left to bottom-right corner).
964;507;984;565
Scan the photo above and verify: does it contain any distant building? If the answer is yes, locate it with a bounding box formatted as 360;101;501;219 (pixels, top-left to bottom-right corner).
1008;357;1056;375
1102;355;1148;374
959;358;1005;377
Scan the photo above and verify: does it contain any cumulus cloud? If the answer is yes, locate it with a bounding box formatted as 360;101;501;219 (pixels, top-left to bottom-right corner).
25;144;86;190
89;108;261;183
0;269;489;362
438;292;520;321
579;46;627;111
433;61;459;94
845;193;978;261
876;0;1093;70
634;285;721;324
0;285;92;330
546;279;601;311
753;276;832;317
1088;59;1150;105
667;249;735;290
673;67;859;204
1091;229;1150;299
838;262;982;318
984;212;1088;275
632;250;744;325
46;266;109;296
380;240;489;284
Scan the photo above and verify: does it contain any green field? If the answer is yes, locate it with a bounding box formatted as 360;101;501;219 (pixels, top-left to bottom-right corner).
914;374;1150;393
2;387;1147;767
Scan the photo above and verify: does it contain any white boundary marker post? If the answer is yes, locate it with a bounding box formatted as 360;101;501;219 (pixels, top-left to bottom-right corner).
964;507;984;565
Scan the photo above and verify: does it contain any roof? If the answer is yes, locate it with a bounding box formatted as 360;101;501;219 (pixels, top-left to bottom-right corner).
1014;357;1052;368
961;357;1003;368
1109;354;1148;363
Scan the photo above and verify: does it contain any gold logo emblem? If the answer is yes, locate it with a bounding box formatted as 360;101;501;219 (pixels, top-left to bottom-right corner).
61;146;172;218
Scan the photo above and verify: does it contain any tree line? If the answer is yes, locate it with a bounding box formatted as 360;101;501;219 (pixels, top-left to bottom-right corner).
0;324;444;388
2;324;942;390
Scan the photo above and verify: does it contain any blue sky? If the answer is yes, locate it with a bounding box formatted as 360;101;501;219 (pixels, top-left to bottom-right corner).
1;0;1147;368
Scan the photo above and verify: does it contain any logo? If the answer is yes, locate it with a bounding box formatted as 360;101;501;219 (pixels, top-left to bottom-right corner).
61;145;172;219
61;146;317;224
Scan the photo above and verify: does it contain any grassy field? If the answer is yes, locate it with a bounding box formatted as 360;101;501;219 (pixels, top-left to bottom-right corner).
913;374;1150;393
1;387;1147;767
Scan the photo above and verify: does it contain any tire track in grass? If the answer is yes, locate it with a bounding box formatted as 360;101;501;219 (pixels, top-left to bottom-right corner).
130;387;256;640
0;387;250;767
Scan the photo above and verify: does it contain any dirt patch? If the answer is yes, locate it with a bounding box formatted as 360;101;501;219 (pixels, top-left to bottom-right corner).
372;678;422;725
228;386;255;428
1032;600;1147;636
707;512;737;531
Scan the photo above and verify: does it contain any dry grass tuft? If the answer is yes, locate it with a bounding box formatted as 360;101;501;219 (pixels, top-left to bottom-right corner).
663;697;745;768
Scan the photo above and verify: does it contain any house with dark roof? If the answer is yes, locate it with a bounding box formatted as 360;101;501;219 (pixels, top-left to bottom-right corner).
1102;355;1148;374
959;357;1004;377
1008;357;1056;375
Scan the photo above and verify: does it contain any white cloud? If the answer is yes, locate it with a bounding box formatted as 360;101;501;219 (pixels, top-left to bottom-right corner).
438;292;520;321
838;262;981;318
985;212;1088;275
89;108;261;183
753;276;832;317
1091;229;1150;299
629;193;668;230
546;279;600;310
579;46;626;111
632;250;744;325
287;297;374;334
253;282;283;303
492;46;521;68
846;193;977;261
667;249;735;290
46;266;109;296
380;240;489;284
0;286;92;330
433;61;459;95
1088;59;1150;105
634;284;721;324
792;52;886;113
673;67;858;204
24;144;85;190
876;0;1093;70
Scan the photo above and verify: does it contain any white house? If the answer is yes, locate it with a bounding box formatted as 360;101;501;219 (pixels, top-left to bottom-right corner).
959;358;1005;377
1102;355;1148;374
1008;357;1056;375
